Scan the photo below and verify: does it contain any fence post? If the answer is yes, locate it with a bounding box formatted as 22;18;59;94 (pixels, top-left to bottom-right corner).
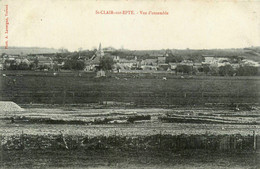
21;131;24;150
0;134;2;165
52;92;55;104
115;130;117;145
60;131;68;150
63;90;66;105
159;130;162;150
253;131;256;151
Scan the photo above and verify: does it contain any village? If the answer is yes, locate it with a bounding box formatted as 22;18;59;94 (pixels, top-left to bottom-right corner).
0;44;259;76
1;0;260;168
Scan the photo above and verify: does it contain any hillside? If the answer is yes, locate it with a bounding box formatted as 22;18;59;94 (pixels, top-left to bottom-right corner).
114;47;260;62
1;46;260;62
0;46;59;55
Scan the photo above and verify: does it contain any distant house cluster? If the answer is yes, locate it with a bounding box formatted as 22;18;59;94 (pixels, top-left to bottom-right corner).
1;44;259;76
202;55;259;68
0;53;55;71
106;53;260;75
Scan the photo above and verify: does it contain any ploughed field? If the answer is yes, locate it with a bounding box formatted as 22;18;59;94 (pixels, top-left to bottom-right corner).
1;108;260;136
0;71;259;106
0;108;260;168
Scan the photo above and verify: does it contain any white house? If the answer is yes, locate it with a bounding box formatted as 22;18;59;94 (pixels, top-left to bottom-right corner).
241;59;260;67
169;62;177;70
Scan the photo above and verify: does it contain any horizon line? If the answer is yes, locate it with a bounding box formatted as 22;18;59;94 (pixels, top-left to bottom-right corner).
1;45;260;52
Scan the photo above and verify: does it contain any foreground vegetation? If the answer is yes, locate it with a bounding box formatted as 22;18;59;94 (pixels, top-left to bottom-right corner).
0;71;259;106
1;132;259;168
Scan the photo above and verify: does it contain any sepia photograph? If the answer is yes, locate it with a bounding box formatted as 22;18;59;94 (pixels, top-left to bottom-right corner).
0;0;259;168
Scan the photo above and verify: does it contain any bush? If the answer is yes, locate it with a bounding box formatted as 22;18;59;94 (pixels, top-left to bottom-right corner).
209;67;219;76
219;65;234;76
236;66;258;76
17;62;30;70
203;65;210;74
176;65;192;74
4;60;31;70
166;55;183;63
99;56;115;70
63;60;85;70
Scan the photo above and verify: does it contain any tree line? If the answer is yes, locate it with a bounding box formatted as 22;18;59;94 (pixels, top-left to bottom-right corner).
176;64;259;76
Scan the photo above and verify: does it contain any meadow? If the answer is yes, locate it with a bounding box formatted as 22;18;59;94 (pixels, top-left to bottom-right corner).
0;71;259;107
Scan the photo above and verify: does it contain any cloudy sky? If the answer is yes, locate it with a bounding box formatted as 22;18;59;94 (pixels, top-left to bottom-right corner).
0;0;260;51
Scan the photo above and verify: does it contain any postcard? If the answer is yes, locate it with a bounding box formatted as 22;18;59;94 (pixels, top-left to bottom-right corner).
0;0;259;168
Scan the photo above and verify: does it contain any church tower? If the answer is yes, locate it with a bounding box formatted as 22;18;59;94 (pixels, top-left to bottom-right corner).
90;43;105;65
96;43;104;58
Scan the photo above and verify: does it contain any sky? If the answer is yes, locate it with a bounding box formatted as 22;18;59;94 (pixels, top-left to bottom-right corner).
0;0;260;51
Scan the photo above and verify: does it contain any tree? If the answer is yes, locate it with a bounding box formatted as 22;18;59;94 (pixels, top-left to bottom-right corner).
99;56;115;70
74;60;85;70
176;65;183;73
17;62;30;70
63;59;85;70
219;65;234;76
236;66;258;76
4;60;17;70
53;63;60;71
166;55;183;63
176;65;192;74
34;57;39;68
209;67;219;76
187;55;204;63
182;65;192;74
54;53;67;64
203;65;210;74
192;67;198;75
38;65;49;71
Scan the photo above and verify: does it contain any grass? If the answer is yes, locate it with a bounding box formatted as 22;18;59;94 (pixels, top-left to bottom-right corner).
0;71;259;106
0;133;259;168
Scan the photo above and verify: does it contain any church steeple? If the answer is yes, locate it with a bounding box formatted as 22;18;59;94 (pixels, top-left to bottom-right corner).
96;43;104;58
98;43;102;51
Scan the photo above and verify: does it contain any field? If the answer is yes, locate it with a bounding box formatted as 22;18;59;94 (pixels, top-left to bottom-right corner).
0;71;259;107
0;107;259;168
0;71;259;168
1;148;259;168
0;108;260;168
0;107;260;136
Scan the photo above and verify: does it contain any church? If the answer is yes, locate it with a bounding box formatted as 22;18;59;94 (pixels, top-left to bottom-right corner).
84;43;105;71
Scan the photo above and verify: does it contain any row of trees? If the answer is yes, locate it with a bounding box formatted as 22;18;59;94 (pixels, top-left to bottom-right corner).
176;64;259;76
4;61;55;71
4;60;34;70
219;65;258;76
3;56;113;71
62;55;114;71
63;59;85;70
